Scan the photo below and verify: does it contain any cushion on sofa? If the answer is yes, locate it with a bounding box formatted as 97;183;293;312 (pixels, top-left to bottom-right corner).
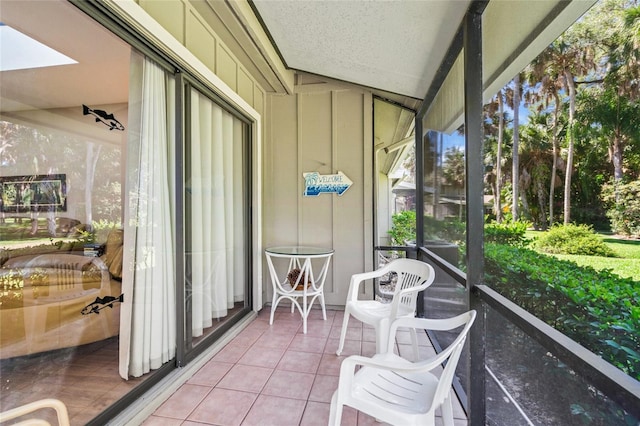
103;229;123;280
2;253;102;271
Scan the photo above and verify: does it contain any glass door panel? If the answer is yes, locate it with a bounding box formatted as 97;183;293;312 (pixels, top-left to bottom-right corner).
184;86;249;348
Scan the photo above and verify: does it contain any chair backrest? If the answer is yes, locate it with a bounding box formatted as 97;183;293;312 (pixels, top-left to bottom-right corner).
386;258;435;316
431;310;476;408
388;310;477;412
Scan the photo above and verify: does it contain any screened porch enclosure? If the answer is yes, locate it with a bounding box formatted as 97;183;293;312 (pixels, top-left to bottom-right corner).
2;0;639;424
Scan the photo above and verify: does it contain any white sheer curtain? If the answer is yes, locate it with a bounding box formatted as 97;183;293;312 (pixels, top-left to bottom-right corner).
189;89;245;337
119;52;176;378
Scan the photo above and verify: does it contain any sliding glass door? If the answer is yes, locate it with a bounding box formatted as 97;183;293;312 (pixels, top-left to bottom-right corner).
0;1;254;420
184;83;251;351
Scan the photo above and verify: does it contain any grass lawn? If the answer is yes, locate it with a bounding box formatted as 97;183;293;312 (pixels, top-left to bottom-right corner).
526;230;640;281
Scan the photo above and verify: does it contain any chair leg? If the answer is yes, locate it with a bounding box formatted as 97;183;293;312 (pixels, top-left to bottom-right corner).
269;293;278;325
376;320;389;354
441;393;454;426
336;310;350;356
328;391;342;426
320;293;327;321
302;295;308;334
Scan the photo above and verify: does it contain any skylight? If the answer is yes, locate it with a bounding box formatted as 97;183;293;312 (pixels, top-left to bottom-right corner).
0;23;77;72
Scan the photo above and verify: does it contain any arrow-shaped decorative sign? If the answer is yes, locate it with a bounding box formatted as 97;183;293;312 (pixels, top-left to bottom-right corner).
303;171;353;196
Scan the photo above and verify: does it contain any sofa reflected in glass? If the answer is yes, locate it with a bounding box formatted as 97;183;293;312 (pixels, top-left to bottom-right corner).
0;229;123;359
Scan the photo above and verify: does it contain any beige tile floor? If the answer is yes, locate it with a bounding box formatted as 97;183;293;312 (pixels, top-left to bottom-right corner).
142;306;468;426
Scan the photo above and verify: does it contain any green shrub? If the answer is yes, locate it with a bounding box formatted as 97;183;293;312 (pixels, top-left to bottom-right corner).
532;223;615;257
485;243;640;380
484;220;530;246
391;213;465;247
389;210;416;246
601;180;640;238
424;216;466;243
439;218;466;243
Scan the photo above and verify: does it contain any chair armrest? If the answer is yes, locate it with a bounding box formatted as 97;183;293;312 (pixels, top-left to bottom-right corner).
346;265;394;301
391;312;474;333
0;398;70;426
383;312;476;360
341;353;445;375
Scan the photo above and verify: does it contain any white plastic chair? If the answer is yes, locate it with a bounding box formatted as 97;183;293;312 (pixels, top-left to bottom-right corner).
0;398;70;426
336;258;435;357
329;310;477;426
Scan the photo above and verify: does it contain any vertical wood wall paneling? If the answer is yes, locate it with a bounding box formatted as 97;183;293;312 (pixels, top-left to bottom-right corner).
330;90;338;294
140;0;264;114
298;91;332;246
296;92;304;244
267;95;297;244
265;84;373;306
254;87;265;116
362;92;374;297
139;0;185;44
238;69;254;106
186;7;216;72
216;45;237;92
330;89;369;303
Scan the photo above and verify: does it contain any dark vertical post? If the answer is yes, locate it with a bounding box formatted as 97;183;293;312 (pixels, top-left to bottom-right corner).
432;131;440;218
415;116;424;315
415;117;424;250
175;71;186;367
463;6;486;425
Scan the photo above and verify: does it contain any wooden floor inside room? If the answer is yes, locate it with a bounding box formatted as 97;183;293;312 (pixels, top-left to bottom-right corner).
0;337;146;424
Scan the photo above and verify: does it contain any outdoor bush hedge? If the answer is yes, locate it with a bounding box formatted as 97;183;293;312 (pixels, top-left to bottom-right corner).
531;223;615;257
484;220;529;246
601;180;640;238
389;210;416;245
484;243;640;380
423;215;466;243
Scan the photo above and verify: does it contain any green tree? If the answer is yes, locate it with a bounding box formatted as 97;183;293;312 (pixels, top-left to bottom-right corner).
579;0;640;184
535;21;597;224
519;110;554;229
482;92;510;223
570;119;611;228
579;86;640;181
496;92;506;223
442;147;465;220
524;57;566;226
504;76;522;221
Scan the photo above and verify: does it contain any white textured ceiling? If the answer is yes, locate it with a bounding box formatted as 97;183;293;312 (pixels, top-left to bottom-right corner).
0;0;130;113
252;0;471;100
